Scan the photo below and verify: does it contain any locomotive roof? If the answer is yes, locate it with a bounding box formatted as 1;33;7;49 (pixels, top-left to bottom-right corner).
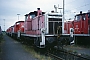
29;11;37;16
25;11;45;16
25;14;28;16
16;21;24;23
11;25;14;27
76;12;90;16
29;11;37;14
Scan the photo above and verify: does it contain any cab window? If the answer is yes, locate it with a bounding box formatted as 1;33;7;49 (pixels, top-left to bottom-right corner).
31;14;35;18
82;14;86;21
75;15;80;21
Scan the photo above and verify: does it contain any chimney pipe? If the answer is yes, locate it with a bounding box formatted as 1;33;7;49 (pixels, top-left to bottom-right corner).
37;8;40;10
80;11;82;14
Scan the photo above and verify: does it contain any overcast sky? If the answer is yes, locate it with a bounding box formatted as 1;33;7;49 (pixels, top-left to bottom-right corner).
0;0;90;31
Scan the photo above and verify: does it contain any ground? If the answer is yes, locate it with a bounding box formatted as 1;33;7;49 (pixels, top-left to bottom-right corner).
63;45;90;56
1;35;38;60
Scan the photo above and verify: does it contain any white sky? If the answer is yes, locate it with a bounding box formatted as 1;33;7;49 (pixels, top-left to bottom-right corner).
0;0;90;31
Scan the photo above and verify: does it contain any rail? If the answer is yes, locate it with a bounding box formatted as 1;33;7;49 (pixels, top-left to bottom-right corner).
47;51;64;60
46;48;90;60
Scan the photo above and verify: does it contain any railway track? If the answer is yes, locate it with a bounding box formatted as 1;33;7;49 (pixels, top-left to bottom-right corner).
11;36;90;60
59;48;90;60
47;52;64;60
19;40;90;60
45;47;90;60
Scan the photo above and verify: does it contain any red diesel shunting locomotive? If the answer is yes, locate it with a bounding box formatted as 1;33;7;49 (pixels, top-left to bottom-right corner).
73;11;90;34
6;21;24;39
24;8;45;35
20;8;73;48
73;11;90;45
64;11;90;45
6;9;90;48
64;11;90;34
6;8;74;48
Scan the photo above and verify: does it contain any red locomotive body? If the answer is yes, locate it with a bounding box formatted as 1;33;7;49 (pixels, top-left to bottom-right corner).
21;8;73;48
73;11;90;34
6;8;90;48
6;8;74;48
6;27;12;36
24;16;45;35
24;9;45;35
73;11;90;45
6;21;24;39
64;11;90;35
14;21;24;33
10;21;24;39
64;11;90;45
64;21;73;34
6;28;9;34
24;14;32;33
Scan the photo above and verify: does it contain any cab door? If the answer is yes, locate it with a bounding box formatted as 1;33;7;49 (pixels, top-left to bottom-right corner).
74;15;81;34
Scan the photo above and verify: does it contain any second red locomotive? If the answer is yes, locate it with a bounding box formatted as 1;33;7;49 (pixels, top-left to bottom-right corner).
64;11;90;45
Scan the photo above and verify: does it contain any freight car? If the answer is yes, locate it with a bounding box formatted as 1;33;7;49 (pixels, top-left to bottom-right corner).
20;8;74;48
64;11;90;45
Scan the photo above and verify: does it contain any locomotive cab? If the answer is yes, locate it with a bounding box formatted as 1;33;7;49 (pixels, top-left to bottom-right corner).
45;13;62;34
